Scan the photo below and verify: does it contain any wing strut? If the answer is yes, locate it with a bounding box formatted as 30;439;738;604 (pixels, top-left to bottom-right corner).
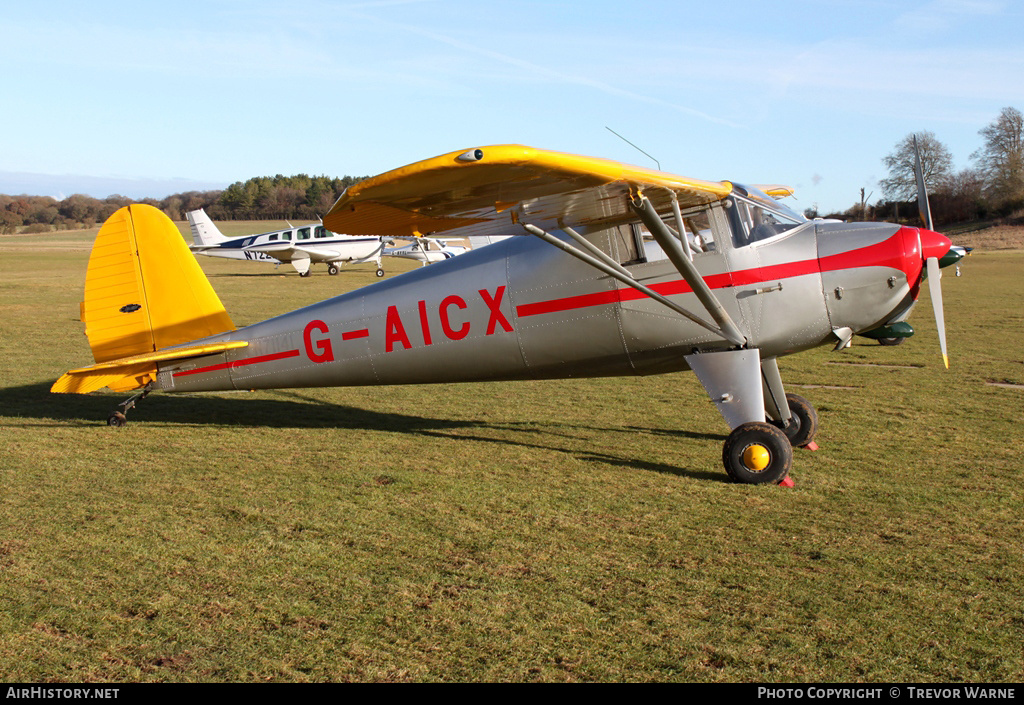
629;195;747;347
561;225;634;278
668;192;693;261
520;223;729;341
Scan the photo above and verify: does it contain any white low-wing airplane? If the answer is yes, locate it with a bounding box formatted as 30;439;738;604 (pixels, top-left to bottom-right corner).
187;209;388;277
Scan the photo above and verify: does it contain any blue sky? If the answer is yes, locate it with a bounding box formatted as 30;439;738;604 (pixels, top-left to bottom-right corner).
2;0;1022;213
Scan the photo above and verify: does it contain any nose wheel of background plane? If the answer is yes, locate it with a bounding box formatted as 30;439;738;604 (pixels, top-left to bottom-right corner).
722;422;792;484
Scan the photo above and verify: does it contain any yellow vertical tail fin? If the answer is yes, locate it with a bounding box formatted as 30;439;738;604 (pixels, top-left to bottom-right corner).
83;204;235;362
54;204;236;394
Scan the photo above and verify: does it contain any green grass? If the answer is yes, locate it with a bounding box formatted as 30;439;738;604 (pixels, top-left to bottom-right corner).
0;229;1022;682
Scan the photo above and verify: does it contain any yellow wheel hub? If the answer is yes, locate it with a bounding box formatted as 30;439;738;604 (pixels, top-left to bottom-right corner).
742;444;771;472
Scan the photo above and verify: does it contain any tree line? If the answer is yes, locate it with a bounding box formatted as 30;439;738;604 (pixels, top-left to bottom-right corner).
4;108;1023;234
821;106;1024;226
0;174;367;234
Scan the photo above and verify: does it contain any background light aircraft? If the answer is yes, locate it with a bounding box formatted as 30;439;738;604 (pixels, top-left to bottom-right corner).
384;237;470;265
187;208;388;277
54;145;956;485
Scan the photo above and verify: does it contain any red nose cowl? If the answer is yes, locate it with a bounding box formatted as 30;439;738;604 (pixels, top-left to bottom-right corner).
919;228;952;261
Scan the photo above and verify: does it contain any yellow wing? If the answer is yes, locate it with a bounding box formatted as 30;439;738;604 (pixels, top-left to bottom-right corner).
323;145;734;239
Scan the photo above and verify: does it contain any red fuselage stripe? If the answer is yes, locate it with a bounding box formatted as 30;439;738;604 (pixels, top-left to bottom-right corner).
515;259;818;318
170;232;919;376
172;349;300;377
517;232;913;318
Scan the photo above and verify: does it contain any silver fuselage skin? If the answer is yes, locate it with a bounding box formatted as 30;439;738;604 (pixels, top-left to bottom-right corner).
154;215;921;394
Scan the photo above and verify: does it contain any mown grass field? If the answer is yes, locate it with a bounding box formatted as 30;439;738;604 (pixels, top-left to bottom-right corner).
0;225;1022;683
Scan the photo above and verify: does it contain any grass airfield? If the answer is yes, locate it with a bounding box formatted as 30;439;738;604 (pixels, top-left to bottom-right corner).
0;225;1022;682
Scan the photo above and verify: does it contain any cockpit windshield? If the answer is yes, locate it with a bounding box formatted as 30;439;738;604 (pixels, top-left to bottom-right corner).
725;183;806;247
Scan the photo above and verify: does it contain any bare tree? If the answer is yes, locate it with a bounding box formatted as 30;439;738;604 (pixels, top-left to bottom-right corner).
972;106;1024;207
880;131;953;201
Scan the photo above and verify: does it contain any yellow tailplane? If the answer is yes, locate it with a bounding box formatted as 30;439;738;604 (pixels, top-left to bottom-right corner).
52;204;237;394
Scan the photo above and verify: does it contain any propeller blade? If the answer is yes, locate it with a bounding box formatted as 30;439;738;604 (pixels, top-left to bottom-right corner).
926;256;948;368
913;135;934;231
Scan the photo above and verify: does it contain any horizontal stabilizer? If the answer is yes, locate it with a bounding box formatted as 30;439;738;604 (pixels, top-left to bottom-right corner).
52;340;249;394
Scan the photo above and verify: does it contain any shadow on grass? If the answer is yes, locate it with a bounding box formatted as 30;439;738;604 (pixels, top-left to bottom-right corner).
2;381;726;482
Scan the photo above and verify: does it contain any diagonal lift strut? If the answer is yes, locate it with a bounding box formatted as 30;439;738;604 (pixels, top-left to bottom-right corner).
520;222;730;341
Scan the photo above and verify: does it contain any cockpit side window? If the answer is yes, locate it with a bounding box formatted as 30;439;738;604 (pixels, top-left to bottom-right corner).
680;210;714;254
725;196;802;247
582;223;644;265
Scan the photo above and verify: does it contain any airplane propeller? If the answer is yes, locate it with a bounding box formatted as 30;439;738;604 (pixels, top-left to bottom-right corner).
914;135;935;232
914;134;951;368
926;255;948;369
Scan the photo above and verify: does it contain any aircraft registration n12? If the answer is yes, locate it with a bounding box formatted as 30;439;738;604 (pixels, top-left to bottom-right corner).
53;144;961;485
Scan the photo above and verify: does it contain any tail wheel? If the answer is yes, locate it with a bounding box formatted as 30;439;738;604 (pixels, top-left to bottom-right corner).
773;393;818;448
723;422;792;485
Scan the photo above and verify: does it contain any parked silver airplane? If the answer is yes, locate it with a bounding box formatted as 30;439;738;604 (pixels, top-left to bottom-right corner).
54;145;957;485
187;208;387;277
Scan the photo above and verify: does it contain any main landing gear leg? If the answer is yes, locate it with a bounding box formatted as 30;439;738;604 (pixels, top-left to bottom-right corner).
685;349;795;485
108;388;150;427
761;357;819;449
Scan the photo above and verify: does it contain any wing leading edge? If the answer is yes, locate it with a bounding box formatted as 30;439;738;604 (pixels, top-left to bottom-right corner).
323;145;735;239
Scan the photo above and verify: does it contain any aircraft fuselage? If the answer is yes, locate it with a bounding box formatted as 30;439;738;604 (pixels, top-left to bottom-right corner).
154;217;924;394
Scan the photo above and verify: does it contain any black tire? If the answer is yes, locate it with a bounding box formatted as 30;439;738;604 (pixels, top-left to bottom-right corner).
299;270;311;278
773;393;818;448
107;412;127;427
328;265;339;275
877;336;905;346
722;422;792;485
376;269;385;278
